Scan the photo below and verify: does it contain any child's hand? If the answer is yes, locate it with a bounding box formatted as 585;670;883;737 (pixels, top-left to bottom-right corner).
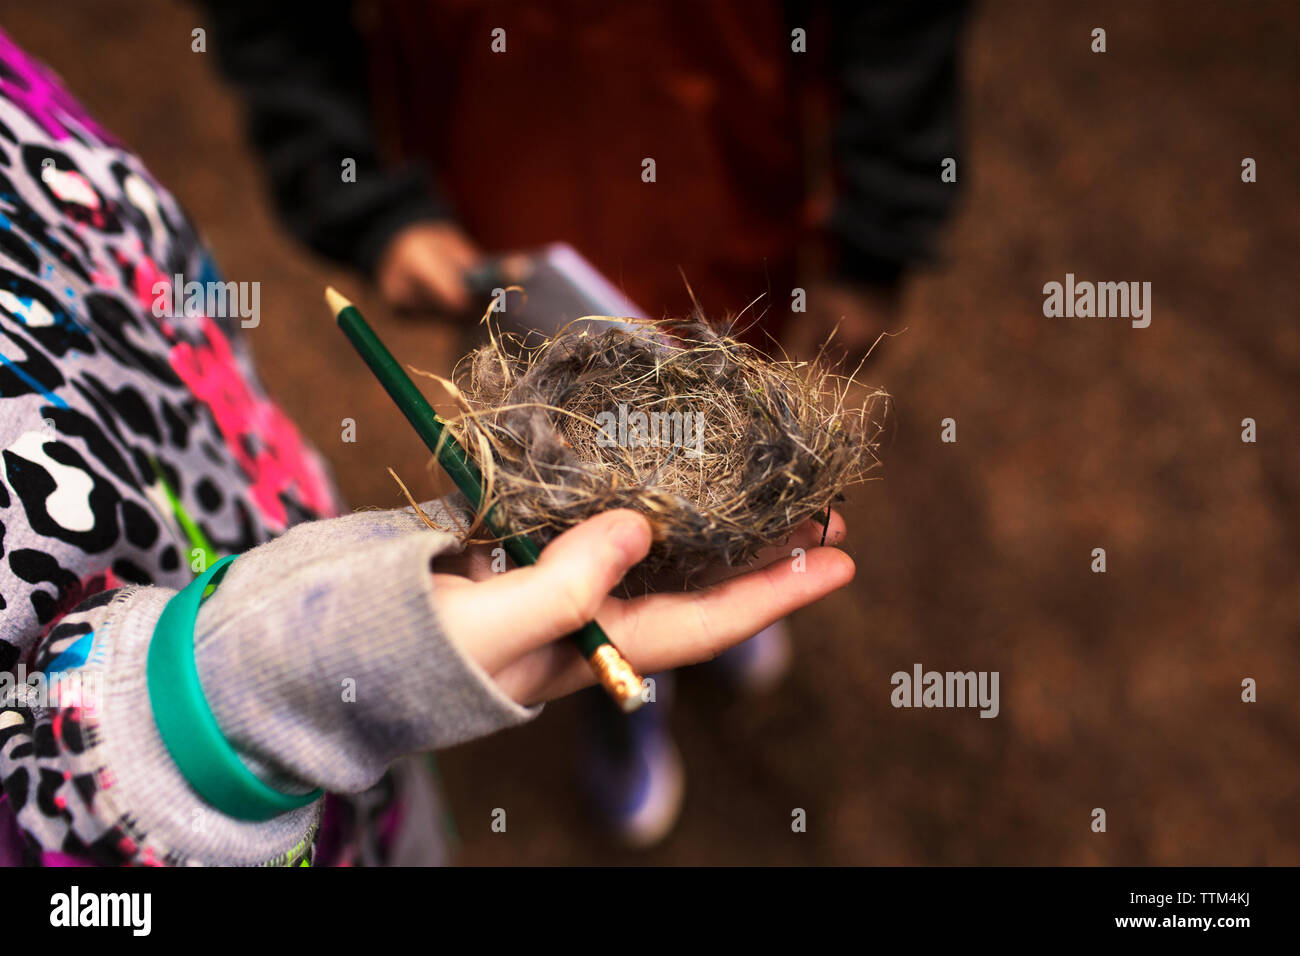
431;510;853;706
375;220;481;314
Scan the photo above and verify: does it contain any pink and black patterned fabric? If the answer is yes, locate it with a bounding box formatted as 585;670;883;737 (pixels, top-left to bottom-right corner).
0;28;422;866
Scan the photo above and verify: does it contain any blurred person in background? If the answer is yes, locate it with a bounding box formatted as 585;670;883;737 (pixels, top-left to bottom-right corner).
196;0;968;846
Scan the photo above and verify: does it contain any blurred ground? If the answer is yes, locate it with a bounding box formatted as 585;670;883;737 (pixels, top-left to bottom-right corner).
3;0;1294;864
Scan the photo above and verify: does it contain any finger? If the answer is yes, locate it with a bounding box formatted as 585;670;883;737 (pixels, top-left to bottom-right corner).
432;510;652;673
498;545;854;704
689;508;846;587
617;546;855;672
430;543;497;581
748;509;846;562
413;256;471;312
424;222;481;267
444;232;482;269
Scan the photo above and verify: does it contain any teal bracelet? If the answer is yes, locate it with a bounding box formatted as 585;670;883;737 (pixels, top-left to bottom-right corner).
147;555;323;821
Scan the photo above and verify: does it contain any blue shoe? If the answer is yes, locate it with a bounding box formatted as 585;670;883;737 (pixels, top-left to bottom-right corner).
710;619;792;694
580;674;685;848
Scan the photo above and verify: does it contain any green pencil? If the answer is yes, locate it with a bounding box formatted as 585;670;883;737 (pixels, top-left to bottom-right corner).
325;287;645;712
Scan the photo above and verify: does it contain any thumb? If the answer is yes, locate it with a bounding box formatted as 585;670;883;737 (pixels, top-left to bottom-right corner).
410;254;470;312
434;510;652;673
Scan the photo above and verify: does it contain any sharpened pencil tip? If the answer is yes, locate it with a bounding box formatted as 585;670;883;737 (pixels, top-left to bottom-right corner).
324;286;352;317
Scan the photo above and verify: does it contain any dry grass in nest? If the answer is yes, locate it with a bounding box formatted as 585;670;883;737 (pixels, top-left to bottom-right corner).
419;317;889;582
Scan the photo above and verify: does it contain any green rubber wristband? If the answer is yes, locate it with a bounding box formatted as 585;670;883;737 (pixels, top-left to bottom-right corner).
147;555;323;821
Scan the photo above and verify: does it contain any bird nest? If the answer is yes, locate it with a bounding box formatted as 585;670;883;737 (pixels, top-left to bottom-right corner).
425;318;888;581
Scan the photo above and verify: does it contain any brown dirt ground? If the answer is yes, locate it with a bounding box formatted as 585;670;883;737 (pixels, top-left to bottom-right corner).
3;0;1295;864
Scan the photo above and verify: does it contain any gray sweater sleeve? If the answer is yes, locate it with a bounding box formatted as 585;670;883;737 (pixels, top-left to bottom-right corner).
0;498;539;866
